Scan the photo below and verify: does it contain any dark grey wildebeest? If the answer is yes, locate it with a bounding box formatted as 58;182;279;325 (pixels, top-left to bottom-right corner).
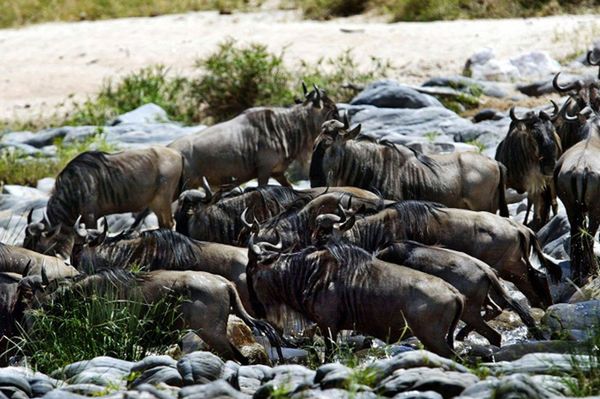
495;107;562;229
168;84;339;189
24;147;183;259
310;120;509;216
247;238;464;358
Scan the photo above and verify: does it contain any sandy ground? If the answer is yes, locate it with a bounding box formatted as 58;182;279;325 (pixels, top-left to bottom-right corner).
1;10;599;121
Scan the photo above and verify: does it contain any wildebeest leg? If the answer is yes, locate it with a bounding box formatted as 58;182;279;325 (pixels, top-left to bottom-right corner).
150;200;174;230
524;198;532;226
273;172;292;187
321;325;338;362
461;311;502;347
505;268;546;309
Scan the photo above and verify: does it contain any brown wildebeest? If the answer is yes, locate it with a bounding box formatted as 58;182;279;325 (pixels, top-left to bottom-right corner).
0;242;79;280
71;224;256;315
310;119;509;216
247;238;464;358
242;192;385;250
24;147;184;259
554;102;600;285
495;106;562;229
311;201;561;309
374;241;543;346
38;269;282;363
175;183;381;245
168;84;339;188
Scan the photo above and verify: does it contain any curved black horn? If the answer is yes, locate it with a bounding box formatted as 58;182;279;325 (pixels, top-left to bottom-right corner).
549;100;560;121
201;177;214;199
27;208;34;225
564;108;579;122
248;233;262;256
313;84;321;104
587;50;600;66
509;107;527;122
260;233;283;251
552;72;582;93
74;215;87;238
22;260;32;277
316;213;342;228
302;81;308;97
41;266;49;286
343;112;350;129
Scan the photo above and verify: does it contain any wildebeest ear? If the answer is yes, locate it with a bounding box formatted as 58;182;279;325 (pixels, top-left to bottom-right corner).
312;84;322;107
336;214;356;232
345;124;361;140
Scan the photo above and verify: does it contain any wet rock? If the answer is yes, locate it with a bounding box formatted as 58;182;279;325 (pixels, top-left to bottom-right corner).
176;351;224;385
0;369;31;398
314;363;351;384
370;350;469;383
542;300;600;339
488;340;586;362
110;103;169;125
376;367;478;398
227;315;270;365
351;80;442;109
423;76;508;98
235;364;273;395
316;363;353;390
221;360;240;385
457;373;571;398
253;364;315;399
56;356;134;379
179;380;248;399
485;352;593;375
392;391;443;399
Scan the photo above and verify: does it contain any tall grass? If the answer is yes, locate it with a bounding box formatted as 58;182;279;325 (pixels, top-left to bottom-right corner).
10;283;185;374
562;322;600;396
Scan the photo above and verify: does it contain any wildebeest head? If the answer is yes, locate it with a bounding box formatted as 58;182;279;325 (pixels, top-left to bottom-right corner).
311;204;357;246
71;217;110;270
508;107;562;176
299;82;340;123
23;209;67;259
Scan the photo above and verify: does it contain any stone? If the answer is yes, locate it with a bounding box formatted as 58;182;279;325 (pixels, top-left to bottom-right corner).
542;300;600;339
235;364;274;395
485;352;594;375
110;103;169;125
392;391;443;399
570;276;600;302
130;366;183;388
370;350;469;383
253;365;315;399
422;76;508;98
537;213;570;248
176;351;224;385
131;356;178;373
350;80;442;109
57;357;134;379
488;340;586;362
133;383;178;399
465;49;561;82
472;109;503;123
36;178;56;194
375;367;478;398
227;315;270;365
2;185;47;200
457;373;571;398
179;380;249;399
0;370;31;397
509;51;561;80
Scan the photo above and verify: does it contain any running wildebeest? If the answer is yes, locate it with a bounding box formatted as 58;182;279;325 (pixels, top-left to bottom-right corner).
72;222;256;315
24;147;184;259
168;84;339;189
247;237;464;358
554;99;600;285
495;106;562;229
310;119;509;216
34;269;283;363
311;201;561;309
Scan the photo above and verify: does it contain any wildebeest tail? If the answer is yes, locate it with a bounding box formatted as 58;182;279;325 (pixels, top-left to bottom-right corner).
529;229;562;283
569;169;598;284
497;162;509;217
486;268;544;340
519;230;554;308
446;294;464;350
227;282;285;361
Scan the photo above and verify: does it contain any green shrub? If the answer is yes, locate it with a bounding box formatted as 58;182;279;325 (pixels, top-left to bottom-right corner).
190;40;295;122
300;0;369;20
11;283;184;374
66;66;197;126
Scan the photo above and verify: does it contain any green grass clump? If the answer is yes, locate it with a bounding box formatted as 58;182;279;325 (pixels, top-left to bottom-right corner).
0;0;260;29
0;130;115;186
562;323;600;396
11;283;184;374
191;40;295;123
66;66;197;126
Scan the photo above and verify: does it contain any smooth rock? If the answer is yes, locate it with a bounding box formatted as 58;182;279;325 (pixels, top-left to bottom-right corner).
290;388;376;399
457;373;571;399
543;300;600;337
376;367;478;398
110;103;169;125
485;352;594;375
509;51;561;80
57;357;133;379
422;76;508;98
178;380;248;399
570;276;600;303
176;351;224;385
488;340;586;362
253;365;315;399
351;80;443;109
68;367;128;386
370;350;469;383
36;178;55;194
392;391;443;399
538;213;570;248
131;365;183;388
131;355;178;373
235;364;273;395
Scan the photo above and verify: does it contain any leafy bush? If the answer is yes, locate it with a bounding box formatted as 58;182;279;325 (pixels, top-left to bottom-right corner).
66;66;197;126
0;131;115;186
11;283;184;374
190;40;295;122
299;0;369;19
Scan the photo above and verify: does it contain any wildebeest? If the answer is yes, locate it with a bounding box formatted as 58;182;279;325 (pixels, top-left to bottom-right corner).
24;147;184;259
247;238;464;358
0;242;79;280
245;192;385;250
168;84;339;189
311;201;561;309
175;184;381;245
0;272;27;366
310;119;509;216
554;103;600;285
71;224;255;315
495;107;562;229
36;269;282;363
375;240;543;345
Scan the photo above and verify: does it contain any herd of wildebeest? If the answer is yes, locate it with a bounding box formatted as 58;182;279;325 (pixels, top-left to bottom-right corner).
2;52;600;366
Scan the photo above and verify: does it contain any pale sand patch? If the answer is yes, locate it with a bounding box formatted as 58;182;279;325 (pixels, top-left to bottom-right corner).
0;10;598;120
